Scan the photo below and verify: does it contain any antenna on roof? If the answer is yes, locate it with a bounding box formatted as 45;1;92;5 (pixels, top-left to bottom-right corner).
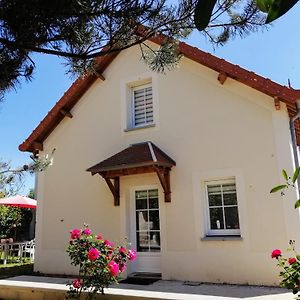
288;78;292;89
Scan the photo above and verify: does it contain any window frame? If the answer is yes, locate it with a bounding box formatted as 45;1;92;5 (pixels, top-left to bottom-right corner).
205;178;241;236
130;83;154;129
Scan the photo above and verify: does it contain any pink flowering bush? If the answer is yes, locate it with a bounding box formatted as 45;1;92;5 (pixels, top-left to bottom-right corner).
66;224;136;299
271;241;300;298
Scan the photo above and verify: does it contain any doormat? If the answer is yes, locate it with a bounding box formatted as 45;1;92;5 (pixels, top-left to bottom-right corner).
120;277;160;285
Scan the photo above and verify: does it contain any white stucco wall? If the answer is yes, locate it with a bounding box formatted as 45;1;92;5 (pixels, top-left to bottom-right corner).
34;45;300;285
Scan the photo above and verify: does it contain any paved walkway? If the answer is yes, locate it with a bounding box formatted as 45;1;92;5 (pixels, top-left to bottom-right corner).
0;275;293;299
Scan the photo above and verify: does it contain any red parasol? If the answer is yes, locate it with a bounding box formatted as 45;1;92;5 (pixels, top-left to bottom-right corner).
0;195;37;208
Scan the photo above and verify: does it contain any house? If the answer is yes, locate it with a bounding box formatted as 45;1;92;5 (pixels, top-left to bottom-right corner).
19;36;300;286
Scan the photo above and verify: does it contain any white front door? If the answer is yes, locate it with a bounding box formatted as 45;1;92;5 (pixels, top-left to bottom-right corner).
131;188;161;273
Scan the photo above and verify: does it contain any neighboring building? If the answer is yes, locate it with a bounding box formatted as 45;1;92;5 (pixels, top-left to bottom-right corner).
19;37;300;285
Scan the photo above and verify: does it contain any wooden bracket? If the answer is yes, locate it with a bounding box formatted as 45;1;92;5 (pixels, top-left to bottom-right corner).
94;71;105;81
60;109;73;118
274;96;281;110
102;175;120;206
218;72;227;85
154;167;171;202
33;141;43;151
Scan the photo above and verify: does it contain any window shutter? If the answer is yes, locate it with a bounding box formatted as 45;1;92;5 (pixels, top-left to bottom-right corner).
133;86;153;127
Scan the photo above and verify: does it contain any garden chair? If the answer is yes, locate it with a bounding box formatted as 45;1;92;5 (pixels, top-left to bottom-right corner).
23;239;35;261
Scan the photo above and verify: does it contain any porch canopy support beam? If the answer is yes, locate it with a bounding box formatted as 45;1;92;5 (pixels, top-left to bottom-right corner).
154;167;171;202
87;142;176;206
102;176;120;206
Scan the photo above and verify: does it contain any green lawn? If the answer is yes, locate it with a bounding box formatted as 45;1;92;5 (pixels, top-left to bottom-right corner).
0;260;33;278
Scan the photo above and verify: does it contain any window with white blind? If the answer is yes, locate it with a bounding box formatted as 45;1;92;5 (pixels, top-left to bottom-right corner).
205;179;240;236
131;83;153;128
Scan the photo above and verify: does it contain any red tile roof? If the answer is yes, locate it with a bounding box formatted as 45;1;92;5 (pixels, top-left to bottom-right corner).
19;36;300;153
87;142;176;175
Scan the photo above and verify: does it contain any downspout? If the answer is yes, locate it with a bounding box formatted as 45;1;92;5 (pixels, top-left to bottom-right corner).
290;101;300;188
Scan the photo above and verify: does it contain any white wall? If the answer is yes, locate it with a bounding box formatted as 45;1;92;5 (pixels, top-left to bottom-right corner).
34;45;300;284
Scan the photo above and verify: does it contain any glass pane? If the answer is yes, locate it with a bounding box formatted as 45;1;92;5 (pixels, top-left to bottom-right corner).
149;210;160;230
136;190;147;199
207;185;222;206
148;189;158;197
223;192;237;206
150;231;160;252
222;183;236;192
208;194;222;206
149;198;159;209
223;184;237;205
225;207;240;230
136;198;147;210
209;208;224;230
136;211;148;231
207;185;221;194
137;231;149;252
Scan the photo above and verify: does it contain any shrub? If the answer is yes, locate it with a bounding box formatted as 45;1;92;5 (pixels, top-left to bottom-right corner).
66;225;136;299
271;242;300;298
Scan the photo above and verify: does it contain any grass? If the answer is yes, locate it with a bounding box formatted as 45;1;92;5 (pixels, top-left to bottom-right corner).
0;258;33;279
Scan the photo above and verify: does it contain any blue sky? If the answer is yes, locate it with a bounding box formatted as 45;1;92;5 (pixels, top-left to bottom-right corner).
1;4;300;195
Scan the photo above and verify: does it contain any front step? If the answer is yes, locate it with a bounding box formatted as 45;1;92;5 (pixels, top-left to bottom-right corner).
120;273;161;285
128;272;162;280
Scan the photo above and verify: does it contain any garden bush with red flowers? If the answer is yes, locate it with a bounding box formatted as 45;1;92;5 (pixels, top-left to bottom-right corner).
271;241;300;299
66;224;136;299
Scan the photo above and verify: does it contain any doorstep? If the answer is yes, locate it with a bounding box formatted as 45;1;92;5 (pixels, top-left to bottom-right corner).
0;275;292;300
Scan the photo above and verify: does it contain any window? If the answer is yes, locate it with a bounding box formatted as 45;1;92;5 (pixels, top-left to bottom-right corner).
205;179;240;236
135;189;160;252
130;83;153;128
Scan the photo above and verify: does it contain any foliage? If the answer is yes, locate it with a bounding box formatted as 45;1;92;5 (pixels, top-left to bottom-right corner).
270;167;300;209
66;224;137;299
194;0;298;33
0;149;54;196
0;205;23;238
0;0;273;100
0;0;194;100
271;242;300;299
27;189;35;200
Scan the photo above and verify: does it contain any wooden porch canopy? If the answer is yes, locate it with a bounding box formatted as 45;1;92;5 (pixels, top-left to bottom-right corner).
87;142;176;206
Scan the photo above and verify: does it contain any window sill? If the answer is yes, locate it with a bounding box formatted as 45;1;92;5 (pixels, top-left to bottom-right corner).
201;235;243;241
124;124;155;132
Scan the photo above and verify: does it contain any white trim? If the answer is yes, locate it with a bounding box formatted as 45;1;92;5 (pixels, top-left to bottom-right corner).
131;83;153;128
129;184;162;273
148;142;157;162
192;168;247;244
120;72;159;133
204;178;240;236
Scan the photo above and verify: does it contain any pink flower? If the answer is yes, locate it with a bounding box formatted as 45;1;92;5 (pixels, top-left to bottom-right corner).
119;247;127;255
288;257;297;265
72;278;82;289
104;239;114;248
128;249;137;261
120;263;127;273
97;234;103;240
70;229;81;239
271;249;282;259
83;228;92;235
107;261;119;276
87;248;99;261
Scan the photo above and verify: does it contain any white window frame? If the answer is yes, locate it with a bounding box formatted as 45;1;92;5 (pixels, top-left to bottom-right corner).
205;178;241;236
130;83;154;129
